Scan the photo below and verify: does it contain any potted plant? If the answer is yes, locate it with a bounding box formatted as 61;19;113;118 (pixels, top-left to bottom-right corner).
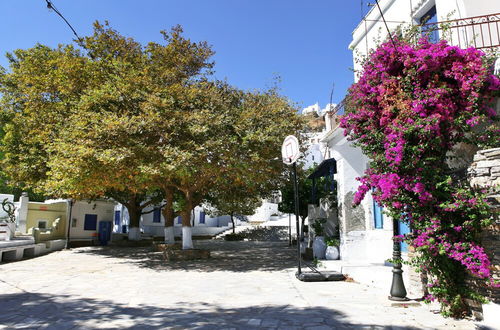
311;218;327;259
325;237;340;260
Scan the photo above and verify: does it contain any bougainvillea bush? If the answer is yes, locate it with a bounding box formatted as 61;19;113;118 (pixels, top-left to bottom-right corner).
341;37;499;317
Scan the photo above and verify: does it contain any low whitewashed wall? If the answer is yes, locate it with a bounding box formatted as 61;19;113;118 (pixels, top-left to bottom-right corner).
143;225;230;237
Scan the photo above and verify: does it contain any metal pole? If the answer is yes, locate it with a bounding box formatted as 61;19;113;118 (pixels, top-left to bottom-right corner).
293;162;302;275
65;199;74;249
289;169;292;246
389;218;408;301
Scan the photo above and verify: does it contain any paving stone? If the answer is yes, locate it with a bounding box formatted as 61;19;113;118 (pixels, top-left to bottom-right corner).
0;240;478;330
305;326;332;330
247;318;261;326
261;319;280;327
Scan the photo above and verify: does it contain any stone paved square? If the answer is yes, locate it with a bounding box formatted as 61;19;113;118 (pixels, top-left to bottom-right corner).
0;240;478;329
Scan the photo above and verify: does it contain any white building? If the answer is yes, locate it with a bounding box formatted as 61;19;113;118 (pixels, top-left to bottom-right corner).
135;204;236;238
315;0;500;305
351;0;500;76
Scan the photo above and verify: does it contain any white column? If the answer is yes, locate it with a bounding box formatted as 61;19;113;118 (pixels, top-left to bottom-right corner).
17;192;29;233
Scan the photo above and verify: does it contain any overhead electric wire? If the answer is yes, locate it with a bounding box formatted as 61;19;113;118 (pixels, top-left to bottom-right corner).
44;0;84;46
375;0;398;49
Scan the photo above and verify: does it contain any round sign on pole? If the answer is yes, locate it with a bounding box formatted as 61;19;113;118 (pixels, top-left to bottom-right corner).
281;135;300;165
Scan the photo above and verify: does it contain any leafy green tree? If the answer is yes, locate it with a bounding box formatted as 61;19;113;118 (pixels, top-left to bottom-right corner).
146;80;303;248
0;22;213;239
0;21;303;247
278;164;333;238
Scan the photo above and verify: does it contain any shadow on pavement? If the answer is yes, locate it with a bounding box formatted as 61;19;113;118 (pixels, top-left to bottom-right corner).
73;240;299;273
0;291;422;329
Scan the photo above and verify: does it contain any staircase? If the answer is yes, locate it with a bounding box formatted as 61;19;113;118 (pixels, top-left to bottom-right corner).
215;225;290;241
0;222;14;241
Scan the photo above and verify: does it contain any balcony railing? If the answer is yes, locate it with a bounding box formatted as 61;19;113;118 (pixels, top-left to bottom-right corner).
420;13;500;51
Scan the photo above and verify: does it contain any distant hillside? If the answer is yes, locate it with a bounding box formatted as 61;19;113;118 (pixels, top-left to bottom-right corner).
303;112;325;132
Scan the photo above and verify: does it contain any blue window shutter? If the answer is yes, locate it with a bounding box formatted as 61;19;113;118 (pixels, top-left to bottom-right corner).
420;6;438;43
84;214;98;231
373;200;384;229
153;208;161;223
199;212;205;224
114;211;121;226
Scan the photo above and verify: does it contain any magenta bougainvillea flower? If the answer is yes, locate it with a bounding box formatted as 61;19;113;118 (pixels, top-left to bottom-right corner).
341;36;499;317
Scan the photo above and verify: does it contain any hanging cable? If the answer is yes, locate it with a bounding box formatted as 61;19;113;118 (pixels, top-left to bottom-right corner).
375;0;398;49
45;0;84;46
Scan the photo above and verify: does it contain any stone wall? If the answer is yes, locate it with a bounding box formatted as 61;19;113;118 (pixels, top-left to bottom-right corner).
467;147;500;308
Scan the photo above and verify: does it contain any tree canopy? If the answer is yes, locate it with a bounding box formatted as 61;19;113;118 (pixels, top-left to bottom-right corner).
0;21;303;245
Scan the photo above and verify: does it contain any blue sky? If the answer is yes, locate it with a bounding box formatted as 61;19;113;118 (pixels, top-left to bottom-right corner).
0;1;368;109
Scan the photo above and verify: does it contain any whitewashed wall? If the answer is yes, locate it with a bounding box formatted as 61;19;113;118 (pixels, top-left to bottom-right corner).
69;200;115;240
131;203;237;237
322;128;393;263
247;201;278;223
351;0;500;79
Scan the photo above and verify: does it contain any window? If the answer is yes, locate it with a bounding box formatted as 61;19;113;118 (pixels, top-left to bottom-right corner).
114;211;121;226
177;216;182;224
84;214;98;231
199;212;206;224
420;6;438;43
37;220;47;229
153;208;161;223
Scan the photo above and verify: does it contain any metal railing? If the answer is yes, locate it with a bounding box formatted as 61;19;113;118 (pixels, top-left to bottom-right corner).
420;13;500;51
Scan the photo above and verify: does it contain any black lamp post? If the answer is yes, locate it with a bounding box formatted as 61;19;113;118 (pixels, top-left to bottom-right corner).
389;218;408;301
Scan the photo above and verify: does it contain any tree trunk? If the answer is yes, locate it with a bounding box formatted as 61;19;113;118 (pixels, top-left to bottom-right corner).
162;187;175;244
230;212;235;234
127;201;142;241
181;209;193;249
181;190;193;250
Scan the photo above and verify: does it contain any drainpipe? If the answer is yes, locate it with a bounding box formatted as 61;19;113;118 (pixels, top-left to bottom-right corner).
65;199;74;249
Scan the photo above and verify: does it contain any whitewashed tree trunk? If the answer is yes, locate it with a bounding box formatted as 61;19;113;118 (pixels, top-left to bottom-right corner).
164;226;175;244
128;227;141;241
182;226;193;249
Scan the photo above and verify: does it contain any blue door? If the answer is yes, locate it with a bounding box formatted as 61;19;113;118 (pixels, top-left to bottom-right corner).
98;221;112;245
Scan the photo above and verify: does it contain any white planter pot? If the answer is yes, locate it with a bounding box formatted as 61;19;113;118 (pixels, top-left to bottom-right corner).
325;246;340;260
312;236;327;259
8;222;15;237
